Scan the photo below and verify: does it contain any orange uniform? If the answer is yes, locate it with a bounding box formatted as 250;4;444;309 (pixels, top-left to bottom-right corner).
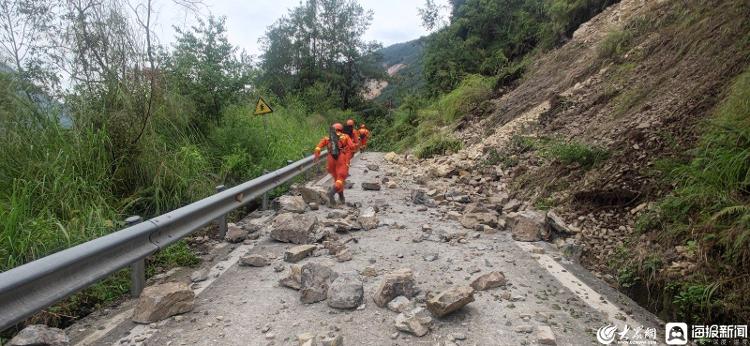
343;119;359;164
314;131;356;194
357;126;370;151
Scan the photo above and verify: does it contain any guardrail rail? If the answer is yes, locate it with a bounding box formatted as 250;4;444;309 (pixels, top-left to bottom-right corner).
0;151;326;331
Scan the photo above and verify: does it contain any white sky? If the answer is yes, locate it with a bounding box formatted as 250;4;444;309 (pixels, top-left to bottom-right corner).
152;0;449;57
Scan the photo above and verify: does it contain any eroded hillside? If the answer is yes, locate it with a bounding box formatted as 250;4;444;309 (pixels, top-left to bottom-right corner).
409;0;750;322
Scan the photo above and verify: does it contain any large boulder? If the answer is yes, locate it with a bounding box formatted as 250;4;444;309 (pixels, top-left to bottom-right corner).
508;211;549;242
327;272;364;309
270;213;318;244
7;325;69;346
358;207;379;230
300;261;339;304
470;271;507;291
426;286;475;317
299;185;331;206
132;282;195;323
372;268;417;307
276;195;307;213
394;307;433;337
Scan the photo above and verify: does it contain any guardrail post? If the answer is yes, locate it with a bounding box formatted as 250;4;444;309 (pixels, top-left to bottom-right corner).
215;185;228;239
262;169;270;210
126;216;146;298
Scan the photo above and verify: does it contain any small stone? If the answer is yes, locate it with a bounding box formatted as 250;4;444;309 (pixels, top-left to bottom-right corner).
358;207;379;231
361;182;382;191
190;269;209;283
280;264;303;290
470;271;507;291
285;244;317;263
327;272;364;309
224;224;248;243
515;325;534;334
132;282;195;324
394;307;432;337
240;254;269;267
335;248;353;262
386;296;412;313
7;325;69;346
426;286;475;317
300;261;338;304
372;268;417;307
536;325;557;345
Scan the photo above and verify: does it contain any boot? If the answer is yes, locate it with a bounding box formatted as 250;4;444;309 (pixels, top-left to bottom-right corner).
338;191;346;205
327;186;336;206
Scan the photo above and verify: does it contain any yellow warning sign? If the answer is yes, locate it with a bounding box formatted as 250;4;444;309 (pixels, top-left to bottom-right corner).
254;96;273;115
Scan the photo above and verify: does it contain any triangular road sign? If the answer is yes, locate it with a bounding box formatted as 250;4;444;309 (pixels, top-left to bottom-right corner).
254;97;273;115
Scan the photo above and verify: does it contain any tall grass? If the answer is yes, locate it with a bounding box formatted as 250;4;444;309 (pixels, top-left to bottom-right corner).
646;68;750;323
373;74;494;153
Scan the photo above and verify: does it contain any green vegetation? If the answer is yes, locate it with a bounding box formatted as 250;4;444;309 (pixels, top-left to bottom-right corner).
416;137;463;159
642;69;750;322
0;0;375;330
542;140;610;168
420;0;619;93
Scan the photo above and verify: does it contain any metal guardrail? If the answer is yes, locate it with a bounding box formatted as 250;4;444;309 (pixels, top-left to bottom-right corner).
0;151;326;331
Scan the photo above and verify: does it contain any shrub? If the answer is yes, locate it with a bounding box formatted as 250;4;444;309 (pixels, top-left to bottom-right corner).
416;135;463;159
544;140;609;168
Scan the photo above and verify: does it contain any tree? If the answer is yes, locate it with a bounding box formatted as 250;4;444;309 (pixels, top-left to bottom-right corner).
258;0;384;110
164;16;254;132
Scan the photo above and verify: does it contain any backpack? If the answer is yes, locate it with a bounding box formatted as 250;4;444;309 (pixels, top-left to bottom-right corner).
328;126;340;159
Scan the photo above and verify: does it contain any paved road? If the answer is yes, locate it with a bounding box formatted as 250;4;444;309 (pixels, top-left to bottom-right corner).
74;152;661;346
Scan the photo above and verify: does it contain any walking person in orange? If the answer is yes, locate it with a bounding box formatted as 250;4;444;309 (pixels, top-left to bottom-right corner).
357;124;370;152
343;119;359;159
314;123;356;205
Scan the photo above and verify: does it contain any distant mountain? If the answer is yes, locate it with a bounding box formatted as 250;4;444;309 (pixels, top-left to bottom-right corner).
372;37;427;105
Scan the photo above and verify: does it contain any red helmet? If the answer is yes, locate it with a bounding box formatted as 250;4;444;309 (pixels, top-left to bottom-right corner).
332;123;343;131
346;119;355;126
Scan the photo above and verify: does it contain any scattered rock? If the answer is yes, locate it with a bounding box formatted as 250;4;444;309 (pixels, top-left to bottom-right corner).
299;186;331;206
277;195;307;213
470;271;507;290
394;307;432;337
300;261;339;304
503;199;522;212
546;211;576;234
460;212;498;230
508;211;549;242
190;268;209;283
240;254;269;267
319;334;344;346
280;264;303;290
361;181;382;191
358;207;379;231
7;325;69;346
387;296;412;313
366;164;380;171
387;181;397;189
372;268;417;307
426;286;475;317
270;213;319;244
536;325;557;345
309;202;320;210
335;248;353;262
132;282;195;323
285;244;317;263
224;224;248;243
327;272;364;309
383;152;400;163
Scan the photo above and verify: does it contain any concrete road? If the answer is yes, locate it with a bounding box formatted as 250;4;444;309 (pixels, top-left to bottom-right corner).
74;152;662;346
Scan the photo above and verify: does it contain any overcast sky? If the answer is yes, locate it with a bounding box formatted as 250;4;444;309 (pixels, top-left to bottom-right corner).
152;0;449;57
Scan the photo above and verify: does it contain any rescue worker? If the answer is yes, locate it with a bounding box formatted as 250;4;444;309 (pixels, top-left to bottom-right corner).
314;123;356;205
342;119;359;169
357;124;370;152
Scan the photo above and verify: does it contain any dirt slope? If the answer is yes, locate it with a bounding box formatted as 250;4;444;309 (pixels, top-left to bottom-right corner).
416;0;750;321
